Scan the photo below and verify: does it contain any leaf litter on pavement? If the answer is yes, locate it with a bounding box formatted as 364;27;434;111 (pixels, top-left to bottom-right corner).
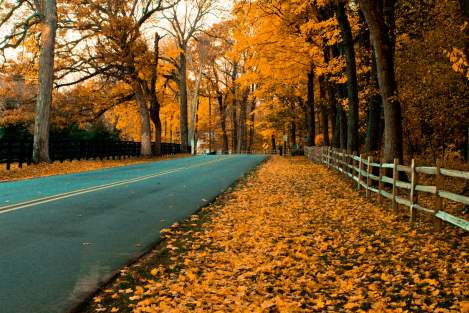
85;156;468;313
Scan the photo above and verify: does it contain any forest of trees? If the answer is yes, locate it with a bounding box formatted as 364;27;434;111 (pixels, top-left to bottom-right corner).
0;0;468;165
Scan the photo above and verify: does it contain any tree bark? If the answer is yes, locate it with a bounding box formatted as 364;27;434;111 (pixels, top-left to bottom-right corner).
178;51;189;147
331;103;338;147
360;0;404;162
365;51;384;152
322;108;329;146
271;135;277;153
319;76;330;146
306;64;316;146
231;64;238;153
32;0;57;163
339;105;348;150
336;1;359;153
461;0;469;17
248;97;256;153
237;90;248;153
189;74;202;155
290;120;297;147
459;0;469;191
208;95;212;153
217;94;229;154
150;33;162;156
134;82;152;156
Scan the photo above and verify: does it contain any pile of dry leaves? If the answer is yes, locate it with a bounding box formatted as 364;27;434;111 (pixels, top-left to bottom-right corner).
87;157;468;313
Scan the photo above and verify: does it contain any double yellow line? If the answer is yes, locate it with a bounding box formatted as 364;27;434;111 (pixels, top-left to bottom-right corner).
0;156;231;215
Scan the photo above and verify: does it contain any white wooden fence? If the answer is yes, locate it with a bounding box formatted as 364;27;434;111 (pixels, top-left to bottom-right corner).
305;146;469;232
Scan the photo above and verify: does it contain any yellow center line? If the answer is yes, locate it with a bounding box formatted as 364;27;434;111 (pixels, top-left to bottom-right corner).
0;156;233;215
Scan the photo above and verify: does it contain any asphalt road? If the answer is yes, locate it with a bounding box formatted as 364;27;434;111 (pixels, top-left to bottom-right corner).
0;155;266;313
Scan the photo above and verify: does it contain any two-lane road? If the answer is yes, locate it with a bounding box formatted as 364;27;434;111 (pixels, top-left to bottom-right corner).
0;155;266;313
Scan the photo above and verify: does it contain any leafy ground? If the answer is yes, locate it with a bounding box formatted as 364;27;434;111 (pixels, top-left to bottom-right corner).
83;156;468;313
0;154;190;182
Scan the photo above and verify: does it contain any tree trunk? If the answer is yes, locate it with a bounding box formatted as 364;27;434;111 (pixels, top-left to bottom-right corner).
32;0;57;163
467;122;469;166
365;98;382;153
237;90;248;153
208;95;212;153
189;76;202;155
217;95;229;154
360;0;404;162
178;51;189;147
231;105;238;153
319;76;330;146
134;82;152;156
339;105;348;150
306;64;316;146
337;1;359;153
331;103;339;147
290;120;297;147
248;97;256;153
271;135;277;153
150;33;162;156
193;104;199;154
460;0;469;191
322;108;329;146
365;49;384;153
231;65;238;153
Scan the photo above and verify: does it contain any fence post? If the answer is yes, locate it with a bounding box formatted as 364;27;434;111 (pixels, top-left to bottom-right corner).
366;156;372;198
409;159;418;225
336;149;340;172
342;149;346;173
378;159;384;204
336;149;340;171
434;159;443;232
6;140;12;170
342;149;349;175
357;153;363;190
392;158;398;213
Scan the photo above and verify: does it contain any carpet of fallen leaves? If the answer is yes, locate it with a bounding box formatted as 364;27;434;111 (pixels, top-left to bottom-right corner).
0;154;190;182
86;156;468;313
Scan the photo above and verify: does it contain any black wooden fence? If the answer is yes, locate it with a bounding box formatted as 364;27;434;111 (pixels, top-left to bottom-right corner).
0;138;190;170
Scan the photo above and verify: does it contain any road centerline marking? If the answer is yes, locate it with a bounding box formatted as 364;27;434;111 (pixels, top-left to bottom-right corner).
0;156;233;215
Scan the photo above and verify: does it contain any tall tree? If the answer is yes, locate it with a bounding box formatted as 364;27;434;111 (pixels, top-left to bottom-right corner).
365;51;384;152
0;0;58;163
150;33;163;156
306;64;316;146
55;0;178;156
336;1;359;153
360;0;404;162
162;0;215;147
459;0;469;169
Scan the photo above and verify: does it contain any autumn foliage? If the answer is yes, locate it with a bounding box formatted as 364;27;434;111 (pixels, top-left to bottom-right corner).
84;157;468;312
1;0;468;163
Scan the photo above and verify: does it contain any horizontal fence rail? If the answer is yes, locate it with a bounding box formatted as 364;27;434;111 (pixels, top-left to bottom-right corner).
0;138;190;170
305;146;469;232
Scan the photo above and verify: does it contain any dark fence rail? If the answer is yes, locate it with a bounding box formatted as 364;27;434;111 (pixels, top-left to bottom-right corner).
0;138;190;170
